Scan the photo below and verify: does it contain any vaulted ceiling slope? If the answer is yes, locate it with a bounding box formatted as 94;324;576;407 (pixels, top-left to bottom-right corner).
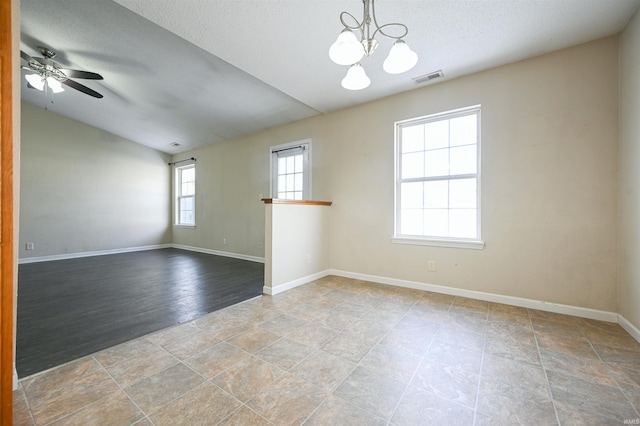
21;0;640;154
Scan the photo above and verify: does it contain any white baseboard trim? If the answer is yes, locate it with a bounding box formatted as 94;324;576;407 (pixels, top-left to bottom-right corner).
18;244;265;265
13;367;18;390
263;270;330;296
327;269;620;323
172;244;264;264
618;314;640;343
18;244;173;264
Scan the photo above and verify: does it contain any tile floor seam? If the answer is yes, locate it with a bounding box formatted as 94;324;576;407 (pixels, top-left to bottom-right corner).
470;305;489;426
98;353;161;426
385;309;440;426
529;308;562;426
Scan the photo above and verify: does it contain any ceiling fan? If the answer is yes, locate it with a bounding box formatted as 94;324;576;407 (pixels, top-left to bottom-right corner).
20;46;104;99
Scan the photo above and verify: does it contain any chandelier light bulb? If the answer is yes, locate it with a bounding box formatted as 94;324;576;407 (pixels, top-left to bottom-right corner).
46;77;65;93
383;40;418;74
25;73;45;91
341;63;371;90
329;28;364;66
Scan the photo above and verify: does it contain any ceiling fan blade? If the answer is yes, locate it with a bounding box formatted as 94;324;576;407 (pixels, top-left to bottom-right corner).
61;69;103;80
61;78;103;99
20;50;36;63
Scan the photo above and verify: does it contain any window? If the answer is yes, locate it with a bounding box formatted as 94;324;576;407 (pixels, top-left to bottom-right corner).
394;105;483;249
175;164;195;226
271;140;311;200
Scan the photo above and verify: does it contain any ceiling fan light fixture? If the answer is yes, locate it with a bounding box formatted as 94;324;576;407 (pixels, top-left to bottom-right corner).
329;28;364;66
383;40;418;74
341;63;370;90
25;73;45;91
46;77;65;93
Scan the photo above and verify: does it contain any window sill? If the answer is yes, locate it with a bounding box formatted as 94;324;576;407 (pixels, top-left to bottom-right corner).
392;237;485;250
174;224;196;229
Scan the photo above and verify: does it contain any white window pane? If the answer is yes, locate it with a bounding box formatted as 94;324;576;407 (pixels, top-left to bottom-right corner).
449;209;477;238
425;120;449;150
294;191;303;200
402;152;425;179
286;156;295;172
278;175;286;192
402;125;424;153
294;173;303;191
401;209;423;235
278;157;287;173
425;148;449;177
401;182;424;209
180;197;193;211
450;145;477;175
286;174;294;191
450;115;477;147
294;154;303;172
424;209;448;237
424;181;448;209
449;178;477;208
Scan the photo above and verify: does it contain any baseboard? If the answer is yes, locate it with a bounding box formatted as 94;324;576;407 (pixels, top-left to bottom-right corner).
13;367;18;391
263;270;330;295
18;244;265;265
172;244;264;264
327;269;619;323
18;244;173;264
618;314;640;343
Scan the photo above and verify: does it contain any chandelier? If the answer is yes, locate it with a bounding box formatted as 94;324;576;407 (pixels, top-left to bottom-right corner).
329;0;418;90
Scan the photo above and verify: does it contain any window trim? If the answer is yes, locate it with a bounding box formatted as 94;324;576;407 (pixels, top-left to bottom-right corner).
174;163;196;227
393;105;484;249
269;139;312;200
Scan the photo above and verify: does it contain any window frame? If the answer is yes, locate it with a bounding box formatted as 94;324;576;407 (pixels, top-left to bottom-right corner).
175;163;196;227
393;105;484;250
270;139;311;200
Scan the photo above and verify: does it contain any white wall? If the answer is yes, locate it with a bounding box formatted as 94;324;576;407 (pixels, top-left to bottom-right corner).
619;9;640;330
183;37;618;312
19;102;172;259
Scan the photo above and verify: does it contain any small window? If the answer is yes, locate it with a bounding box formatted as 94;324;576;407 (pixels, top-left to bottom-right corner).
394;105;483;249
271;140;311;200
175;164;195;226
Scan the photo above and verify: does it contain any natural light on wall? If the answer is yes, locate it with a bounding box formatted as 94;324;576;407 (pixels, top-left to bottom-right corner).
394;105;484;249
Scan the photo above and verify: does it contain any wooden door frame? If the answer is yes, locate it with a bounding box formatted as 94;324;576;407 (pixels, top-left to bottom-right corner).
0;0;14;423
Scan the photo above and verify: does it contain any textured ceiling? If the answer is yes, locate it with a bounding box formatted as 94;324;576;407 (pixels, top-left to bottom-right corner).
20;0;640;154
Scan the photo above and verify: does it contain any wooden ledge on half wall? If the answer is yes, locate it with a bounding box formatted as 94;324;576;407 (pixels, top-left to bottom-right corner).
261;198;332;206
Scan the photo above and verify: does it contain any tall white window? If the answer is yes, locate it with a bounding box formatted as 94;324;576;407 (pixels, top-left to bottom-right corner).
271;140;311;200
394;105;483;248
175;164;195;226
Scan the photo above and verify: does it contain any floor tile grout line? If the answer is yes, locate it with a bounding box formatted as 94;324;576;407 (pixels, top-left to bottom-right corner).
470;303;490;426
529;308;562;426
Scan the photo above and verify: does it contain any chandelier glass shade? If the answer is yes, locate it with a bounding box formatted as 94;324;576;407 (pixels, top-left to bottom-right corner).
329;0;418;90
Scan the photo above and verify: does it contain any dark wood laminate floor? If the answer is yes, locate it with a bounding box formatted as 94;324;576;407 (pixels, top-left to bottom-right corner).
16;248;264;378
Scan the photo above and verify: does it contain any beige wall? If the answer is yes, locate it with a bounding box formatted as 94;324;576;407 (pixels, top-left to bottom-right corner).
328;37;619;312
180;37;619;312
264;203;330;292
619;9;640;329
19;102;172;259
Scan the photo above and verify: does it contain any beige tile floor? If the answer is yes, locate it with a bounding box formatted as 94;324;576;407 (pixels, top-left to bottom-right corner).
13;276;640;425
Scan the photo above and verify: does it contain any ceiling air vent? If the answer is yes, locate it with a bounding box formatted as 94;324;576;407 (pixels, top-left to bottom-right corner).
169;142;181;148
413;70;444;84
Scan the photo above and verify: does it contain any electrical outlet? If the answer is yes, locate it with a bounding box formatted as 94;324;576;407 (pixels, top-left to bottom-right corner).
223;238;227;245
428;260;436;272
307;254;311;264
258;242;263;249
26;243;34;251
